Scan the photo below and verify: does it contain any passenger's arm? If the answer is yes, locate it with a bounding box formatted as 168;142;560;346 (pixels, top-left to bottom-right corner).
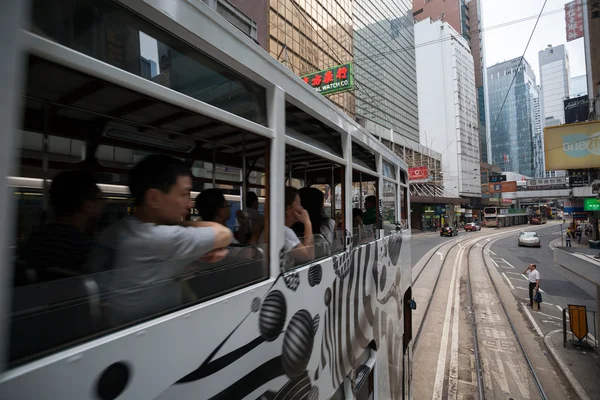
181;220;233;249
289;210;314;264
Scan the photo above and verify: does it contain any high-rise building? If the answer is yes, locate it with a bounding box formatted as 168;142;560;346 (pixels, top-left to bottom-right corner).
539;44;570;124
413;0;488;162
570;74;588;97
415;18;480;199
532;87;544;178
267;0;355;116
487;57;538;177
353;0;418;142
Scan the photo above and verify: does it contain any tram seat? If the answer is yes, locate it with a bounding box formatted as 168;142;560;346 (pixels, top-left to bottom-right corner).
9;274;104;363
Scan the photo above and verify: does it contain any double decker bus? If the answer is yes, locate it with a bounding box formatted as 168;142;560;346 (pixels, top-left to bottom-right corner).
0;1;414;399
483;207;529;227
530;205;549;225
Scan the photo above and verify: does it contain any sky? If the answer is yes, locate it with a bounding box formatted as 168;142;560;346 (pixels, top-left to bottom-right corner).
481;0;586;82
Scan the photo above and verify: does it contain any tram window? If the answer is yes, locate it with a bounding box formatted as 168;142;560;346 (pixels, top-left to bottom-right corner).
29;0;267;126
401;185;409;229
282;145;346;269
382;180;397;236
8;52;271;365
382;160;396;180
352;170;379;244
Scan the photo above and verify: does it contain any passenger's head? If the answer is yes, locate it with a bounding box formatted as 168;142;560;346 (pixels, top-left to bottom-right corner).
352;208;364;226
299;187;327;233
129;155;192;224
529;264;537;270
50;170;103;220
195;188;230;224
365;195;376;210
246;191;259;209
285;186;302;223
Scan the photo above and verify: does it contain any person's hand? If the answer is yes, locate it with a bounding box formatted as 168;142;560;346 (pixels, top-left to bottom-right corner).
199;248;229;263
295;209;311;226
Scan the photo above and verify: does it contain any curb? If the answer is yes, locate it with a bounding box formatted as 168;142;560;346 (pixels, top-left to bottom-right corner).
544;329;591;400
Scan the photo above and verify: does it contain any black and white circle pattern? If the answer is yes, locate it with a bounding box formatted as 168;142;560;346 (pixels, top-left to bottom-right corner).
312;314;320;336
259;290;287;341
281;310;315;378
250;297;261;313
283;272;300;292
308;264;322;287
333;252;351;279
324;287;332;306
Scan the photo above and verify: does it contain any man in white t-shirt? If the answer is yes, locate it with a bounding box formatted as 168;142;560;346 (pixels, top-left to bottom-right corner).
86;155;232;324
523;264;540;308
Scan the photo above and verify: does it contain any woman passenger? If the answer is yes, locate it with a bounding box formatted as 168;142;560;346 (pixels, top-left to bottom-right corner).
298;187;336;244
284;187;315;264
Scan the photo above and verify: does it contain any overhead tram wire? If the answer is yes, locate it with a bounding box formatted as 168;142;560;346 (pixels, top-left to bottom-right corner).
486;0;548;155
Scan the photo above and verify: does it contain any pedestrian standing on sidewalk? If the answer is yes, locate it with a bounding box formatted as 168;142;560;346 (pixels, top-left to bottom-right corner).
576;226;582;244
565;228;572;247
523;264;540;308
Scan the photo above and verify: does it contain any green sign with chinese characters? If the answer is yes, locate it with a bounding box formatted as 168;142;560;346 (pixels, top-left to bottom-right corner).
508;208;526;214
584;198;600;211
301;63;354;95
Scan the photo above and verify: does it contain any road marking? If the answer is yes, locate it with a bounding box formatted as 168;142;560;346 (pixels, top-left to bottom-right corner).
437;252;444;261
522;304;544;337
515;286;528;291
502;272;515;290
556;305;563;312
432;241;462;400
537;312;563;321
491;258;500;269
520;274;529;281
488;249;496;255
505;271;522;275
501;258;515;268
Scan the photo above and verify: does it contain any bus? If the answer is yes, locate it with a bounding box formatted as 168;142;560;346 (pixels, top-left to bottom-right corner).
483;207;529;227
0;1;414;399
530;205;548;225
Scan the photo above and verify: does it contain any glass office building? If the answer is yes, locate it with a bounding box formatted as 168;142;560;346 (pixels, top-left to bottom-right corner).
487;57;537;177
353;0;419;142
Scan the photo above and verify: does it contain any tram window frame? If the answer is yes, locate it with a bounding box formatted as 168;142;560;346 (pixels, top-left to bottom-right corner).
352;169;380;244
8;53;273;366
282;145;346;270
382;179;398;236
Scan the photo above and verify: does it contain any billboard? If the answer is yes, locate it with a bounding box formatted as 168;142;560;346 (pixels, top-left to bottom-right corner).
544;121;600;170
301;63;354;95
564;200;584;213
564;95;589;124
489;181;517;193
408;166;429;181
584;198;600;211
526;177;568;187
565;0;584;42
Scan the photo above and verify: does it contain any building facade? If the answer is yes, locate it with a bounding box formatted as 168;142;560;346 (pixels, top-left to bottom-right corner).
413;0;488;162
268;0;355;116
487;57;537;177
415;18;481;199
352;0;419;142
570;74;588;97
532;89;545;178
539;44;570;124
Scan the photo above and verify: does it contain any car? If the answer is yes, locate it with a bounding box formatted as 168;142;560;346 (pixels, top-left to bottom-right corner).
440;226;458;237
517;231;541;247
464;222;481;232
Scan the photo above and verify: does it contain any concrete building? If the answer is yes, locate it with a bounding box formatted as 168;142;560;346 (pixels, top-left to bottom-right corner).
539;44;570;124
570;74;588;97
353;0;419;142
413;0;488;162
532;89;545;178
415;18;481;199
487;57;538;177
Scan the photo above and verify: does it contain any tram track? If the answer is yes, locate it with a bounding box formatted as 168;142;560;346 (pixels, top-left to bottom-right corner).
412;225;551;400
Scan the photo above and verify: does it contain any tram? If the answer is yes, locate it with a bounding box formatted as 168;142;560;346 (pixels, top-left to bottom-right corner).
483;206;528;227
530;205;549;225
0;1;413;399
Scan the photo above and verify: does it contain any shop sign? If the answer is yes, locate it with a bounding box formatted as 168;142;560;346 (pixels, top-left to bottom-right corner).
489;181;517;193
301;63;354;95
408;166;429;182
423;205;435;213
526;177;568;187
584;198;600;211
564;200;584;213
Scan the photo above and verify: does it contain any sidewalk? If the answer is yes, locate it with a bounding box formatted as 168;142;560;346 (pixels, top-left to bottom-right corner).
544;329;599;400
548;234;600;400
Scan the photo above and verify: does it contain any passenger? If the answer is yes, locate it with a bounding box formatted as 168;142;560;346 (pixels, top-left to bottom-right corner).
245;191;265;230
297;187;336;244
17;170;105;284
284;187;315;264
352;208;364;227
194;188;262;244
363;195;377;225
86;155;233;323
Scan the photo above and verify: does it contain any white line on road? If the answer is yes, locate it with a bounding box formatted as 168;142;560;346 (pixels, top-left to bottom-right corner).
556;305;563;312
515;286;528;291
437;252;443;261
520;274;529;281
488;249;496;255
491;258;500;269
448;246;464;399
502;272;515;290
522;304;544;337
505;271;522;275
501;258;515;268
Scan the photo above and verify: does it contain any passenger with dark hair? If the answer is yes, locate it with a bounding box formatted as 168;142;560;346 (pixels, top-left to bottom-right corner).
86;155;233;323
17;170;105;284
245;191;265;230
363;195;377;225
195;188;262;244
296;187;335;244
352;208;364;227
283;187;314;264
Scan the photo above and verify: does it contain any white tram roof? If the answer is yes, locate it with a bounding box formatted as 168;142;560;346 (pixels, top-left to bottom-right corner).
22;0;406;180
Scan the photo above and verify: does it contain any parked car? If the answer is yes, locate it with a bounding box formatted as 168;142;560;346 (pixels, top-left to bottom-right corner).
517;231;541;247
464;222;481;232
440;226;458;237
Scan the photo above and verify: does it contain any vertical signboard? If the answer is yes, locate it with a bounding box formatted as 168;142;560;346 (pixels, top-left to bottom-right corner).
564;95;589;124
565;0;584;42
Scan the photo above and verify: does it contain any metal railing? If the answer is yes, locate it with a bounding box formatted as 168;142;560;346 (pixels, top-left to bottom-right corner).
562;306;598;348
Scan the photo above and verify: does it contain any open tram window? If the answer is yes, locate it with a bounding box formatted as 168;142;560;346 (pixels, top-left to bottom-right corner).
282;143;346;270
8;53;271;366
352;170;379;244
382;180;398;236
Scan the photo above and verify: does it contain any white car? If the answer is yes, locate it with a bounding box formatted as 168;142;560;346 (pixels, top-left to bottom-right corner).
518;231;541;248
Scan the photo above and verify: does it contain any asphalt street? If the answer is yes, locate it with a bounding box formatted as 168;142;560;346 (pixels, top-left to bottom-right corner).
411;227;486;266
